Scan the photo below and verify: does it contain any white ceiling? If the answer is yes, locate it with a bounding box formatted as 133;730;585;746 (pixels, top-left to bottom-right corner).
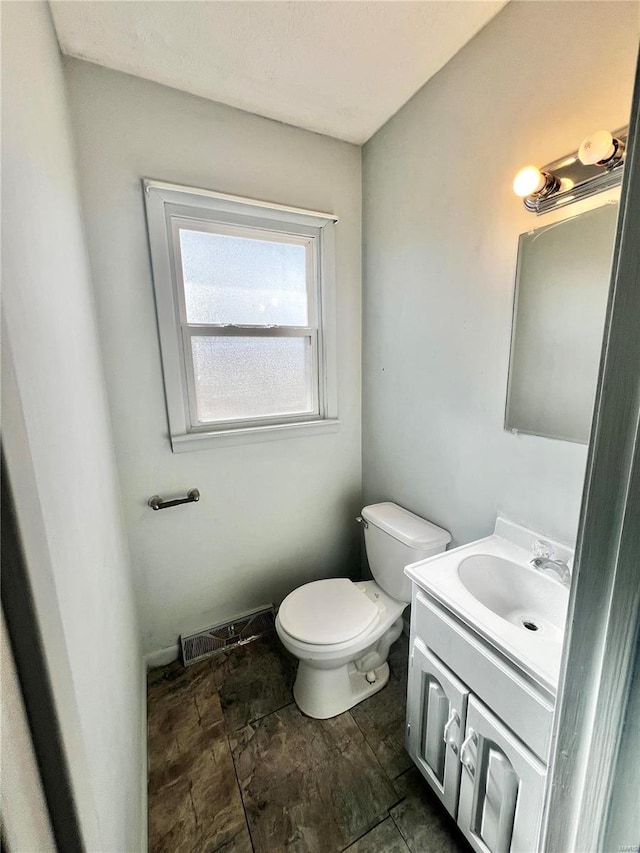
51;1;507;144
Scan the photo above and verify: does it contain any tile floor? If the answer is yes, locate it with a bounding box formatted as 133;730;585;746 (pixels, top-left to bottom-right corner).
147;631;468;853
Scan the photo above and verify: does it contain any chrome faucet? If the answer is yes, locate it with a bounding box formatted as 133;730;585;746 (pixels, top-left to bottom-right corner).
529;556;571;587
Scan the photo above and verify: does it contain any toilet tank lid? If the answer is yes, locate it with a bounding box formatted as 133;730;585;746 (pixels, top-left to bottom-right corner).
362;502;451;549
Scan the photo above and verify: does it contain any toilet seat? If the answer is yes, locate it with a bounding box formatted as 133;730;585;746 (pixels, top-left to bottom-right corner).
278;578;379;645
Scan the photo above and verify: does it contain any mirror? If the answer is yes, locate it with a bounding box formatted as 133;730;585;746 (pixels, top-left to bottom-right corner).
505;201;618;443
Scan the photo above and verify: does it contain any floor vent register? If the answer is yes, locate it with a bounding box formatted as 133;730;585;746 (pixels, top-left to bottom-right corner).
180;606;275;666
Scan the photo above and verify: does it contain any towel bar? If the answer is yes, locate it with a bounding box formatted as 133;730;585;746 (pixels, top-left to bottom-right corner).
148;488;200;511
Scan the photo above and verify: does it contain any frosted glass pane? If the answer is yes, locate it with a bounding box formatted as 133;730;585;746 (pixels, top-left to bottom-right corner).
179;228;309;325
191;336;314;423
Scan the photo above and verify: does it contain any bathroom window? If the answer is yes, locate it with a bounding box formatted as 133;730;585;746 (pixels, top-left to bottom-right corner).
144;181;339;451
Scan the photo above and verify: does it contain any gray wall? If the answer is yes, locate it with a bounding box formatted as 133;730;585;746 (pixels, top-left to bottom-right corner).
362;0;639;547
1;4;144;849
64;60;362;655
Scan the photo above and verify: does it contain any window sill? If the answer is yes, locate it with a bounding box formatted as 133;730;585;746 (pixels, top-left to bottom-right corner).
170;418;341;452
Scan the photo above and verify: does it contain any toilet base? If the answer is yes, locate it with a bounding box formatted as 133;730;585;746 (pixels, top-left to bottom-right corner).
293;659;390;719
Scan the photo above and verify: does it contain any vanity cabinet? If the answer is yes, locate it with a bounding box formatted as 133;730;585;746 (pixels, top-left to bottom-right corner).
406;590;552;853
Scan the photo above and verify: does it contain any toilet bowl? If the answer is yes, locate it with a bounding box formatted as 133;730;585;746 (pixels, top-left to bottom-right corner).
276;502;451;719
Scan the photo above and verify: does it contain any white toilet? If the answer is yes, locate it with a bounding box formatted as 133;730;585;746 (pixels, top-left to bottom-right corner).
276;502;451;719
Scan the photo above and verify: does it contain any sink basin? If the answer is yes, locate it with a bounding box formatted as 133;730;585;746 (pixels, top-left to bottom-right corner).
458;554;568;638
404;518;574;691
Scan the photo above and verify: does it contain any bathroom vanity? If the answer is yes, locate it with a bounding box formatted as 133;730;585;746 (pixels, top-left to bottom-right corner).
404;519;572;853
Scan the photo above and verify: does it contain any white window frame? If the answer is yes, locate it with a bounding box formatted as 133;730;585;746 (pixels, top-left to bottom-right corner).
143;180;339;451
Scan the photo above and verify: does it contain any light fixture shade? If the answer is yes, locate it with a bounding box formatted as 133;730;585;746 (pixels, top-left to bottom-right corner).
513;166;546;198
578;130;616;166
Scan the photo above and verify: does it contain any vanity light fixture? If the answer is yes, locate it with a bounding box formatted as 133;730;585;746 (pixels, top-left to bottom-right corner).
514;126;628;215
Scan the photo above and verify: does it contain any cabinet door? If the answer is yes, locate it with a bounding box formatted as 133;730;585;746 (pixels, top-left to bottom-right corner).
407;638;469;817
458;696;546;853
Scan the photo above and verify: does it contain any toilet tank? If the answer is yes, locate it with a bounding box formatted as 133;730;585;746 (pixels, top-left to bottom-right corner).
362;502;451;603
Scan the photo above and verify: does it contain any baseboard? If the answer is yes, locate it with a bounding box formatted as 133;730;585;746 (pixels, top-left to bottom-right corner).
139;655;148;853
144;644;180;671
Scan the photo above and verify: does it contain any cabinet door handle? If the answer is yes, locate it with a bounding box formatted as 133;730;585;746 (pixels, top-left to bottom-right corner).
443;709;460;752
460;728;477;777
